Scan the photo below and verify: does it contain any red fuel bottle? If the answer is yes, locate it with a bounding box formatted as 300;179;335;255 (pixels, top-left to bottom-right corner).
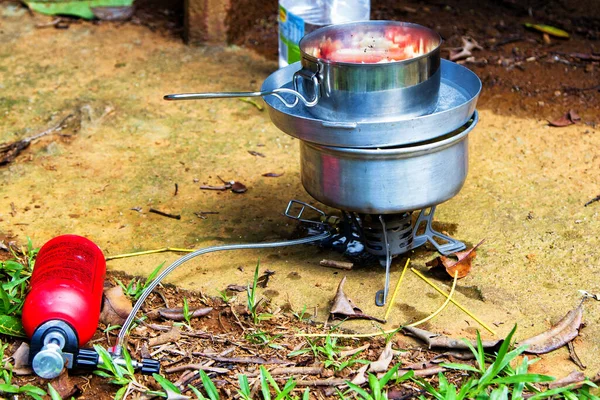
22;235;106;378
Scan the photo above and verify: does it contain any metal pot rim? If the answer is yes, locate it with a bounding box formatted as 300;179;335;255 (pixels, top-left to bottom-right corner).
303;111;478;157
299;20;443;67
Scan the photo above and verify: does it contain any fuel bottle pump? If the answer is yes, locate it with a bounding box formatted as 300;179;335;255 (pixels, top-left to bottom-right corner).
22;235;159;378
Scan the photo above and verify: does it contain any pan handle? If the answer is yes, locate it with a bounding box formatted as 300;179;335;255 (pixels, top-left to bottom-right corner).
163;86;317;109
292;68;320;107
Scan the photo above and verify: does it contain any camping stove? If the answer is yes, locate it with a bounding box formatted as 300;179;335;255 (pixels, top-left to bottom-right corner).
165;48;481;307
260;60;481;306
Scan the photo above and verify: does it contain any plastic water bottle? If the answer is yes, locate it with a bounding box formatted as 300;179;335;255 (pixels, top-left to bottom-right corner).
278;0;370;68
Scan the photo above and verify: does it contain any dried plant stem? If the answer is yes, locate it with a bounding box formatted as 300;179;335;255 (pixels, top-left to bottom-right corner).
405;272;457;328
105;247;195;261
410;268;497;336
384;258;410;321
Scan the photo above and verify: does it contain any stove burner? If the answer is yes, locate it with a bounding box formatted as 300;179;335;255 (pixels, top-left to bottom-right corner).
285;200;467;307
362;213;413;258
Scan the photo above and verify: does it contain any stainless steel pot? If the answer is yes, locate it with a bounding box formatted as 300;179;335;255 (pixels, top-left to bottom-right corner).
297;21;442;121
300;111;478;214
164;21;441;122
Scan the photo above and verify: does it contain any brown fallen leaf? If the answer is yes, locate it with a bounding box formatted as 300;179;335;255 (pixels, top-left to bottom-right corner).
403;326;501;350
368;341;395;373
262;172;284;178
100;285;133;326
426;239;485;279
226;284;247;292
157;306;213;321
10;342;32;376
149;326;182;347
231;181;247;194
257;270;275;288
330;277;385;323
548;370;586;389
49;368;81;399
548;109;581;127
518;303;583;354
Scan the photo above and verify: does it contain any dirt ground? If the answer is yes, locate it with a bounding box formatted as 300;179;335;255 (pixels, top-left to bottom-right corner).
1;0;600;396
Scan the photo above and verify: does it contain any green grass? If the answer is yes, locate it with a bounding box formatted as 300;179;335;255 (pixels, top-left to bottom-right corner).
247;261;272;325
414;325;598;400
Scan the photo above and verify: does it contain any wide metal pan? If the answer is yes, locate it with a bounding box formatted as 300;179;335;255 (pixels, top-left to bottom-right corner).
262;59;481;148
299;111;478;214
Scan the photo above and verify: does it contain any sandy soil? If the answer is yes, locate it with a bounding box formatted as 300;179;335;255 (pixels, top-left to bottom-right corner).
1;0;599;382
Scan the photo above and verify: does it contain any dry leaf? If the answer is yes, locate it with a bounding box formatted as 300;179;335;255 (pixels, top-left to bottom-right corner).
548;370;586;389
548;110;581;127
158;307;213;321
403;326;501;350
427;239;484;279
368;341;395;373
226;284;247;292
330;277;385;323
49;369;80;399
149;326;182;347
350;364;369;385
10;342;32;375
231;181;247;193
100;285;133;326
518;303;583;354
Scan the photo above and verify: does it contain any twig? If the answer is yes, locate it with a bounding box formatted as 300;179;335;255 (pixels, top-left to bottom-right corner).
245;367;322;377
319;259;353;270
490;35;524;50
568;341;586;369
165;364;229;374
339;344;370;358
192;352;292;365
0;113;74;165
149;208;181;220
174;183;178;196
396;366;446;377
563;85;600;94
584;195;600;207
295;379;347;387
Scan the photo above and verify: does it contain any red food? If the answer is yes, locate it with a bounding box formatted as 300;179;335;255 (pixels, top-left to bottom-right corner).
310;27;431;64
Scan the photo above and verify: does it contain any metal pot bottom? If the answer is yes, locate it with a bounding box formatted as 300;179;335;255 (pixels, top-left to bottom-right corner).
300;111;478;214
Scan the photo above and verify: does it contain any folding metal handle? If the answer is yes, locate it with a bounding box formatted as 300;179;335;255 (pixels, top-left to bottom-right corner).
164;86;318;109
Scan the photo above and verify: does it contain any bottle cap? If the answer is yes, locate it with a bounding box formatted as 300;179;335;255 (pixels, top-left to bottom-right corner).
32;343;65;379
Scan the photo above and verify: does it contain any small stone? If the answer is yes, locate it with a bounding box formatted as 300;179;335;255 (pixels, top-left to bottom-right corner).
538;101;545;107
554;90;562;97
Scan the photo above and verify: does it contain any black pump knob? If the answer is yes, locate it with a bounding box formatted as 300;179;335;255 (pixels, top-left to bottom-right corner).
140;358;161;375
74;348;100;371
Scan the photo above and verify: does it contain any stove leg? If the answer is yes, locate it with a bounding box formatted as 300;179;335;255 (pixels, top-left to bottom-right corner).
375;215;392;307
412;206;466;255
